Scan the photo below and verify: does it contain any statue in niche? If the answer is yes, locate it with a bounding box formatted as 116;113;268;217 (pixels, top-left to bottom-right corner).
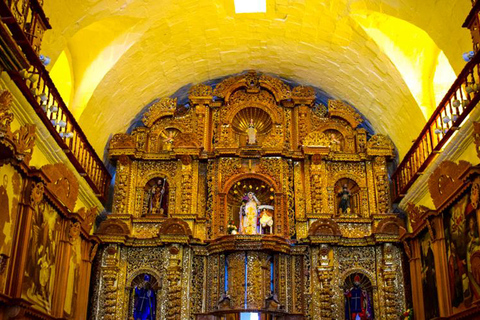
246;118;257;145
338;184;351;215
146;178;168;216
162;131;175;151
344;274;373;320
259;205;274;234
133;275;156;320
330;133;341;152
239;192;260;234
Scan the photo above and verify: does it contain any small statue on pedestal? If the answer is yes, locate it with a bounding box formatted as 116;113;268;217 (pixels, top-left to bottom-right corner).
246;118;257;145
259;205;274;234
338;184;351;215
146;179;167;216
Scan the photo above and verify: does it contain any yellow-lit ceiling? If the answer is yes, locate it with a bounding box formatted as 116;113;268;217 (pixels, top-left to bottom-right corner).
42;0;471;158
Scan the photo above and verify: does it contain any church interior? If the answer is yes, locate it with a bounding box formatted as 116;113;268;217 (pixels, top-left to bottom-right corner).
0;0;479;319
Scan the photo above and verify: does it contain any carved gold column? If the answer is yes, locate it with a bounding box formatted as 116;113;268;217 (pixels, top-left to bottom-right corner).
166;247;183;320
102;246;120;320
382;243;397;319
180;157;193;215
316;245;333;320
113;155;131;215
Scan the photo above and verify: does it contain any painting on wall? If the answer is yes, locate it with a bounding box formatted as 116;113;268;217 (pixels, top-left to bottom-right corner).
444;187;480;313
22;200;60;313
0;164;23;292
419;229;439;319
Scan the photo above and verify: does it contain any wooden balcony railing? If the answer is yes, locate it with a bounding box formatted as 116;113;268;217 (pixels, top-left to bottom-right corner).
391;51;480;203
0;0;111;202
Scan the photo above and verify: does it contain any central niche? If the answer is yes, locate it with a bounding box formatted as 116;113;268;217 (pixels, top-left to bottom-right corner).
232;107;273;146
227;178;275;235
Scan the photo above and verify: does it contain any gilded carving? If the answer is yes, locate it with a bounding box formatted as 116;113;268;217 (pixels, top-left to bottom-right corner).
99;71;403;320
328;100;363;128
142;98;178;128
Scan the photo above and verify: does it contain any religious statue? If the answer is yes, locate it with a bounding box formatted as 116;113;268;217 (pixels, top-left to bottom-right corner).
239;192;260;234
162;131;175;151
259;205;274;234
146;179;167;216
344;274;373;320
133;275;156;320
246;118;257;145
338;184;351;215
330;133;341;152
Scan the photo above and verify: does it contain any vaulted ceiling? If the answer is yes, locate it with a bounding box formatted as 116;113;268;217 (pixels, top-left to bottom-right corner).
42;0;471;159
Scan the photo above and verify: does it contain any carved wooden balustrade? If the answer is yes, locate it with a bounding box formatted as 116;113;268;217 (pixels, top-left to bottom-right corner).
465;0;480;52
1;0;50;54
0;0;111;201
392;51;480;203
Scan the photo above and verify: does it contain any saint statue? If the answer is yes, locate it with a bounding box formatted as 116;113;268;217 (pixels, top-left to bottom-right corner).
246;118;257;145
133;275;156;320
330;133;341;152
146;179;167;216
239;192;260;234
162;131;175;151
344;274;373;320
338;184;351;215
259;205;274;234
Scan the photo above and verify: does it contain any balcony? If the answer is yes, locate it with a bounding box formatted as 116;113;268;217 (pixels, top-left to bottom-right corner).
391;52;480;203
0;0;111;201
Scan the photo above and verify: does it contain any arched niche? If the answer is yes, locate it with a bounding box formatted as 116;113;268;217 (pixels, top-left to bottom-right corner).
143;177;169;216
227;177;275;235
158;127;181;152
343;272;375;320
334;178;361;216
323;129;345;152
231;107;273;147
126;272;161;320
218;173;285;237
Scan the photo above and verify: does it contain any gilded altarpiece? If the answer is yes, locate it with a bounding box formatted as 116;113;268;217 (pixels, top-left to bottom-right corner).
99;71;407;320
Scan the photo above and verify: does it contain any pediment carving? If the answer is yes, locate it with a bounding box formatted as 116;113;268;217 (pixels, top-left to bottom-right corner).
428;160;471;209
41;163;79;211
